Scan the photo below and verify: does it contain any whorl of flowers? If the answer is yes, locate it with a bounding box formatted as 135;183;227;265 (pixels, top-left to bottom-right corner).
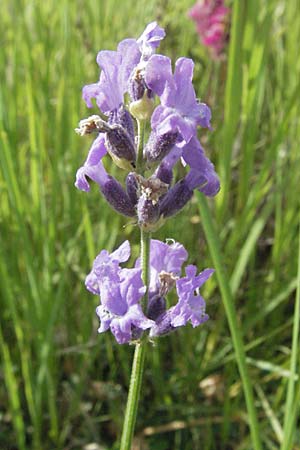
188;0;230;60
75;22;219;344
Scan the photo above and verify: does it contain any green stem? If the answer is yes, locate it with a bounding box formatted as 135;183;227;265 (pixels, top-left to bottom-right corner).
120;230;151;450
196;192;263;450
136;119;145;173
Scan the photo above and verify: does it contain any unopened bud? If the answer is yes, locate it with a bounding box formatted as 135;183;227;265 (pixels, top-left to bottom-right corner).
101;176;136;217
129;91;155;121
159;179;193;218
147;295;166;320
145;131;179;163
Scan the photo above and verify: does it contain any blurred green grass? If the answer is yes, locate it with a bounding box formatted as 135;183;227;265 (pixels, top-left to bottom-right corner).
0;0;300;449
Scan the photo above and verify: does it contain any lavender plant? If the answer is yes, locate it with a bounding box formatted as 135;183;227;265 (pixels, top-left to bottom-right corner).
75;22;219;449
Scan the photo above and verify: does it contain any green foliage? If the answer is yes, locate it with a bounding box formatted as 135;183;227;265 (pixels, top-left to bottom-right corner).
0;0;299;449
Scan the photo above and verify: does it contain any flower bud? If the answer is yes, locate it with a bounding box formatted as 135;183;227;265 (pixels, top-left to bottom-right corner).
137;197;160;229
145;131;179;163
100;176;136;217
159;179;193;218
105;126;136;170
135;175;168;230
129;92;155;121
147;295;166;320
155;162;173;185
109;106;135;143
126;172;139;206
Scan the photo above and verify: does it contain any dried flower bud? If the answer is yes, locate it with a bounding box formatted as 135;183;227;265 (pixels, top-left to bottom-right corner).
75;115;107;136
158;271;178;296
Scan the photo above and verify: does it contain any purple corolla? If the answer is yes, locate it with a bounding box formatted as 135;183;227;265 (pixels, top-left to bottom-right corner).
145;55;211;153
145;240;212;337
86;240;153;344
75;133;136;217
83;22;165;115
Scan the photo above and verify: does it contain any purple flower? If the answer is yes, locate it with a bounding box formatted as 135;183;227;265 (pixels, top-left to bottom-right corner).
147;239;189;298
83;39;140;114
82;22;165;115
145;56;211;149
171;265;212;327
87;241;153;344
75;134;107;192
137;21;166;60
86;240;131;295
75;134;136;217
143;240;213;338
175;136;220;196
86;239;212;343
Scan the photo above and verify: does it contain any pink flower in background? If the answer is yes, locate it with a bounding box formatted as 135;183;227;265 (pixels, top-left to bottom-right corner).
188;0;230;59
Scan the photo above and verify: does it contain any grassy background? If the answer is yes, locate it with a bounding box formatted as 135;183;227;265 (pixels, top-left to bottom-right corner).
0;0;300;449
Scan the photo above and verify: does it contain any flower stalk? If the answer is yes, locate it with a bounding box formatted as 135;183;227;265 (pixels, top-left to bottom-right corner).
136;119;145;173
120;230;151;450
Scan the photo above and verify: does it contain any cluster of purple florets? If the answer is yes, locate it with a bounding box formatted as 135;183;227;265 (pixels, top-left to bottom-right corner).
75;22;219;344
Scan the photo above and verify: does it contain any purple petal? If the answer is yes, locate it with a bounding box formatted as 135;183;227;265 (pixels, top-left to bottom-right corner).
96;50;124;112
182;137;220;196
96;305;112;333
137;22;166;59
109;304;153;344
116;39;141;91
86;241;131;295
82;83;101;108
99;265;127;315
171;265;213;328
119;268;146;306
197;102;212;129
75;134;108;192
110;240;131;263
145;55;174;97
139;240;188;296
